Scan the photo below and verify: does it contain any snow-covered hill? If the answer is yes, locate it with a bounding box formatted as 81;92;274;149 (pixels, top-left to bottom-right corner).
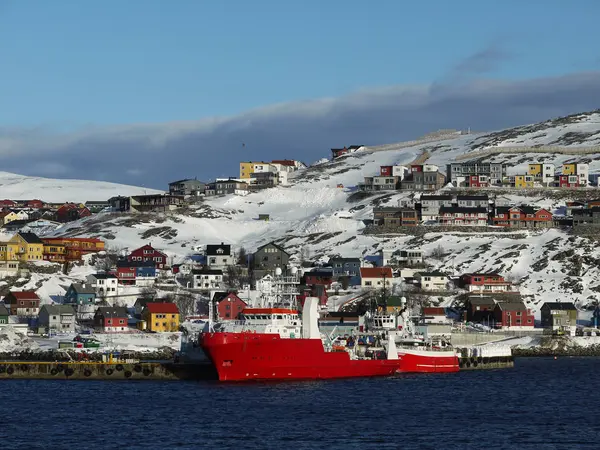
16;109;600;312
0;171;163;203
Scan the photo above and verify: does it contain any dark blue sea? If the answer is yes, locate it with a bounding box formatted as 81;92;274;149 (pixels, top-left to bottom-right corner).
1;357;598;449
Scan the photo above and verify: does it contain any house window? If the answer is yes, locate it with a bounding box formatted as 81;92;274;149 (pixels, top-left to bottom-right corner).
365;281;372;286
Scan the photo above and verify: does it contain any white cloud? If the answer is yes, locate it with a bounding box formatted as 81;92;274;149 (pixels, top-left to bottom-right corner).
1;71;599;187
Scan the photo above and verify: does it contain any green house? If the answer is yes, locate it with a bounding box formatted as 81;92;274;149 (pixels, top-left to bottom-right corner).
0;303;9;324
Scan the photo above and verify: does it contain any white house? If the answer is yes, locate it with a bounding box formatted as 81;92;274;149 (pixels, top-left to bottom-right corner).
415;271;448;291
0;260;21;279
360;267;393;289
392;165;410;179
206;243;234;268
86;273;119;296
12;210;29;221
421;307;449;324
192;268;224;290
394;250;424;266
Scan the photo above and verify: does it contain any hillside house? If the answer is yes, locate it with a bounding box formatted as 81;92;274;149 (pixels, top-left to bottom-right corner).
331;145;364;159
0;200;16;208
540;302;578;336
360;267;393;289
210;178;249;196
558;174;581;189
329;257;361;278
562;163;589;186
360;176;400;192
128;244;168;269
250;172;281;190
38;305;76;333
460;273;514;293
94;307;129;333
0;260;21;279
192;268;224;290
303;270;334;289
64;283;97;306
456;195;489;209
466;296;497;322
168;179;205;196
393;250;424;266
493;206;553;228
86;273;119;296
573;207;600;226
438;206;488;226
251;242;290;278
373;207;418;226
116;260;157;286
212;292;247;320
493;302;534;330
141;302;180;332
400;167;446;191
3;291;41;317
528;163;555;185
415;271;448;291
447;162;506;185
206;243;234;268
10;232;44;261
84;200;110;213
131;194;184;213
0;211;19;226
421;307;448;324
56;203;91;222
41;237;105;262
420;195;453;221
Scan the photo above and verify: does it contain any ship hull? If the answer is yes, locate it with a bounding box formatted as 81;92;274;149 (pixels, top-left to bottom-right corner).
397;349;459;373
200;332;401;381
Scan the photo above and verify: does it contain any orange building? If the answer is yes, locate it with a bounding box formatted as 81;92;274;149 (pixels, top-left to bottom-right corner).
41;237;105;262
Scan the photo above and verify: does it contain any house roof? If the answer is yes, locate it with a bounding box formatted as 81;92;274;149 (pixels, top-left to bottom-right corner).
360;267;393;278
467;296;496;306
457;195;489;201
41;304;75;315
421;194;453;201
117;260;156;268
169;178;196;185
96;307;128;318
348;145;363;150
271;160;296;166
496;206;511;214
416;271;447;278
255;241;289;256
192;268;223;275
542;302;577;311
440;206;488;214
7;291;40;300
206;243;232;256
212;291;245;304
0;304;9;316
422;307;446;316
145;302;180;314
329;257;361;264
90;273;117;280
71;283;96;295
495;301;527;311
18;232;43;244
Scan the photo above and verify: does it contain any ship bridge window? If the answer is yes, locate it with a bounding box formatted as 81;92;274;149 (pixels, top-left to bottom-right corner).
276;315;283;319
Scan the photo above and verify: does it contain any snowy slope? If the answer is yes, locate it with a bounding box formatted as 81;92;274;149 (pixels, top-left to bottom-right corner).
0;171;163;203
19;109;600;311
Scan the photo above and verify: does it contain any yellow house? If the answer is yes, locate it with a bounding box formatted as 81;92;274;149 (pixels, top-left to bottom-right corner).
9;232;44;262
0;240;19;261
562;163;577;175
239;162;256;180
141;302;180;332
0;211;19;226
528;164;542;176
514;175;534;188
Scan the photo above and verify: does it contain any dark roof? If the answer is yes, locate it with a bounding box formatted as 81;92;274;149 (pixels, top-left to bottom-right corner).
373;207;415;213
0;304;9;316
495;301;527;311
416;271;447;277
117;260;156;268
457;195;489;201
18;232;43;244
467;296;497;306
169;178;194;185
348;145;363;150
85;201;109;205
255;241;289;256
421;195;453;201
206;243;232;256
439;206;488;214
495;206;511;214
71;283;96;295
90;273;117;279
329;257;361;263
95;307;128;319
212;291;243;303
2;219;33;229
41;304;75;315
192;268;223;275
542;302;577;311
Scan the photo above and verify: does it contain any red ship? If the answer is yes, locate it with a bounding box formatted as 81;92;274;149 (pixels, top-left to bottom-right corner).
199;298;458;382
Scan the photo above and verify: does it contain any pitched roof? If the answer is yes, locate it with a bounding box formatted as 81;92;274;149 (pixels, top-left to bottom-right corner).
206;243;232;256
360;267;393;278
348;145;363;150
0;303;9;316
212;291;245;304
41;304;75;315
416;271;447;277
439;206;488;214
7;291;40;300
467;296;496;306
145;302;179;314
96;307;128;318
169;178;194;185
271;160;296;166
191;268;223;275
71;283;96;295
422;307;446;316
496;301;527;311
255;241;289;256
131;244;167;256
18;232;43;244
329;257;361;263
457;195;489;201
90;273;117;279
421;194;453;201
542;302;577;311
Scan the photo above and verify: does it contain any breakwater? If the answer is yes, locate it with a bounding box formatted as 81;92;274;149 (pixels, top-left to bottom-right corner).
0;361;217;381
513;345;600;357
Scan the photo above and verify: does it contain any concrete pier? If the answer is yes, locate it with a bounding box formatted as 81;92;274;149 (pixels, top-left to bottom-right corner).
458;355;514;370
0;361;217;381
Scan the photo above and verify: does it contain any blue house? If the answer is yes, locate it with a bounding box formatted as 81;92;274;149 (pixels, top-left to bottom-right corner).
64;283;97;306
329;257;362;278
135;261;157;278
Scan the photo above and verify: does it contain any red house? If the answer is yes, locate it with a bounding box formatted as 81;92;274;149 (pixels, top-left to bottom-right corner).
558;175;580;188
56;203;92;223
380;166;393;176
297;285;328;307
4;291;41;316
0;200;16;208
460;273;514;293
94;307;129;333
303;270;333;289
213;292;247;320
410;165;423;173
493;302;534;329
467;175;489;188
128;244;168;269
331;147;349;158
25;199;44;209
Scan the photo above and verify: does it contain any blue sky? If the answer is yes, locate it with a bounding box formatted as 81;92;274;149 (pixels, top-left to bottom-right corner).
0;0;599;186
